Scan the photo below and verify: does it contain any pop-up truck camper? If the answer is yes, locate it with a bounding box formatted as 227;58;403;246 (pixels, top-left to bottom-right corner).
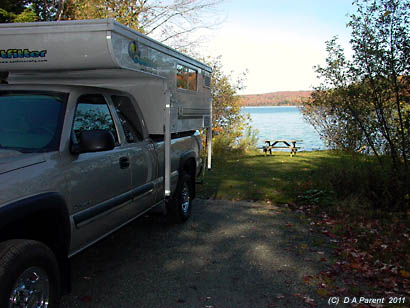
0;19;212;307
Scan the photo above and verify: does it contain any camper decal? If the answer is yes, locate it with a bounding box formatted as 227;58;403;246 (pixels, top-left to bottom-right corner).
128;41;157;69
128;41;140;61
0;49;47;59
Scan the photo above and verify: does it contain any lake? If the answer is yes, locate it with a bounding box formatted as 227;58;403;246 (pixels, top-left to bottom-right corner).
242;106;326;151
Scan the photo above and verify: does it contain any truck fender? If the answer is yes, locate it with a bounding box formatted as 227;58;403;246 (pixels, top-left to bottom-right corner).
0;192;72;292
179;151;197;198
0;192;71;249
179;151;196;175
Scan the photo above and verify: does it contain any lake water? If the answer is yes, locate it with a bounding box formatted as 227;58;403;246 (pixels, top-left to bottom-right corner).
242;106;326;151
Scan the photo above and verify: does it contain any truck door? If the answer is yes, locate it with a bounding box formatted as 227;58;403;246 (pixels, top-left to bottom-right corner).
111;95;157;212
68;94;134;254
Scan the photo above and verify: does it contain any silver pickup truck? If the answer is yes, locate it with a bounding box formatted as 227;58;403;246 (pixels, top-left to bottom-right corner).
0;84;203;307
0;19;213;308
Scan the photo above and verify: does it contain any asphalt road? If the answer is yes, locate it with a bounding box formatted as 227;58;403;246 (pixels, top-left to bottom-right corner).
60;199;335;308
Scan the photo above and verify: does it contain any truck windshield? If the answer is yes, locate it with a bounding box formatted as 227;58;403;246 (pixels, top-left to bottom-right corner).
0;91;67;153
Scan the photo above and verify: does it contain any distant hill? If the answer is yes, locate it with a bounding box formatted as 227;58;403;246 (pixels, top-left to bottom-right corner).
239;91;312;106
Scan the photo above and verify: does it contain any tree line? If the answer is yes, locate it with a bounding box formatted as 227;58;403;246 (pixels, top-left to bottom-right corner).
240;91;312;106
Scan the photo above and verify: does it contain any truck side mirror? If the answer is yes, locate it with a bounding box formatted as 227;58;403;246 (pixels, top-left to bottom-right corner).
71;130;115;154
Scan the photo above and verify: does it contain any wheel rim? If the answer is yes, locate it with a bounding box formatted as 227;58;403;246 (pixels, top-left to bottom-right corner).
181;182;191;214
9;266;50;308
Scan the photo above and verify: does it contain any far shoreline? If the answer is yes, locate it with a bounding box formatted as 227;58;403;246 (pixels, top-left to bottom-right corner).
241;104;302;107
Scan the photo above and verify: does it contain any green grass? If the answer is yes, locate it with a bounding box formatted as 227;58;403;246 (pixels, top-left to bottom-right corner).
198;150;352;204
198;149;409;210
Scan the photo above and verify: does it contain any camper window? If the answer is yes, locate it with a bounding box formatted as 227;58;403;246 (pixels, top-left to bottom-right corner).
203;71;211;88
177;64;197;91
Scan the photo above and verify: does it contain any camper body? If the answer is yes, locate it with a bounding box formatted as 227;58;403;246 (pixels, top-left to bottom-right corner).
0;19;212;308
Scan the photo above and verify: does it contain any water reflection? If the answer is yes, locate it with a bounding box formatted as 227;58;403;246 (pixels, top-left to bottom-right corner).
242;106;326;151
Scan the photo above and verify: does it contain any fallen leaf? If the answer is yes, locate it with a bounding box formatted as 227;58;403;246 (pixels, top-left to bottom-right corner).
80;296;92;303
316;288;328;297
350;263;362;270
304;296;316;306
400;270;410;278
327;232;338;239
304;276;312;284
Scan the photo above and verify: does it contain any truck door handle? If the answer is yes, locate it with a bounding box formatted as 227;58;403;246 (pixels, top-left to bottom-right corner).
119;157;130;169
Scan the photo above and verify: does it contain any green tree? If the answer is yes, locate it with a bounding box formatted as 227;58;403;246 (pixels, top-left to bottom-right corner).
24;0;67;21
206;56;256;153
302;38;381;155
0;8;15;23
348;0;410;168
0;0;26;14
14;8;38;22
302;0;410;209
303;0;410;163
0;0;37;23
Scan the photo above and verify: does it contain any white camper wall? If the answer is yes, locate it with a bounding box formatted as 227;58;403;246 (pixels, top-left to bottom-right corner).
0;20;118;71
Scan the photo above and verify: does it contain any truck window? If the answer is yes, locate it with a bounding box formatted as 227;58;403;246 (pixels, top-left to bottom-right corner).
73;94;118;143
111;95;144;142
0;91;66;152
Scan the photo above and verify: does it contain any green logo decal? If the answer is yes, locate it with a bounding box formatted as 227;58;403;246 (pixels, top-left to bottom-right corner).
0;49;47;59
128;41;140;63
128;40;156;69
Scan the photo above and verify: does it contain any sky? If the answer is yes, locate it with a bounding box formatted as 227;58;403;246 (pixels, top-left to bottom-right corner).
203;0;355;94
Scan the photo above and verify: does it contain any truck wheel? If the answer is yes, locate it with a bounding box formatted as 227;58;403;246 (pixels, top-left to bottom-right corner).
0;239;61;308
167;172;193;223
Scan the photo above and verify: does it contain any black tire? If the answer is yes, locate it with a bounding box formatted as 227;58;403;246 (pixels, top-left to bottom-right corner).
0;239;61;308
167;172;194;223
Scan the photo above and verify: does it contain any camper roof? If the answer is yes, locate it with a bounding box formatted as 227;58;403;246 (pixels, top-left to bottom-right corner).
0;19;211;74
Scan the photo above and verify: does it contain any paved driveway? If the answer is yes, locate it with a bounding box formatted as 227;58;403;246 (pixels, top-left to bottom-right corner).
60;199;334;308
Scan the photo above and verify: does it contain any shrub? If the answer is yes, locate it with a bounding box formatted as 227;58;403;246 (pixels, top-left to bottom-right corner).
319;154;409;211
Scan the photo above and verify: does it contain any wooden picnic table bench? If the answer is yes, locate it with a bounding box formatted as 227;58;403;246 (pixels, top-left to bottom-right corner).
262;139;303;156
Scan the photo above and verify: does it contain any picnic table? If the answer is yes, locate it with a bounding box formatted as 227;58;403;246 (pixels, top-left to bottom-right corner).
262;139;303;157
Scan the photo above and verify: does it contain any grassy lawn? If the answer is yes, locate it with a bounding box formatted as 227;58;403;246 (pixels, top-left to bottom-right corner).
197;150;410;304
199;150;352;204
